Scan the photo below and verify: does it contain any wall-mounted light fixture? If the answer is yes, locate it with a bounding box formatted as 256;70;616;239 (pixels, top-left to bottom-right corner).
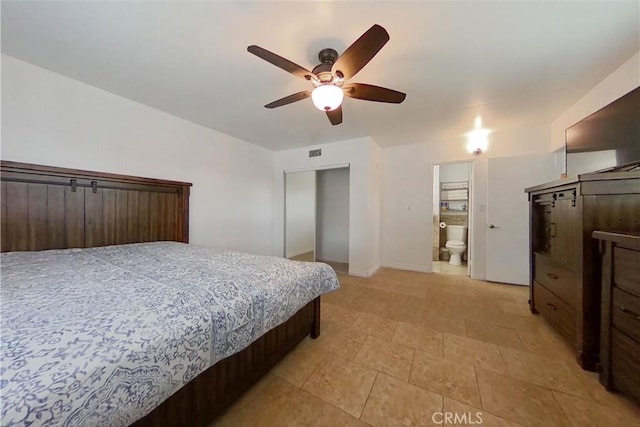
466;116;490;155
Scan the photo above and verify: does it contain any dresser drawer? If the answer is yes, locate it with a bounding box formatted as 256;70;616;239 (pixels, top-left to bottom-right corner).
614;247;640;296
612;287;640;343
611;328;640;403
534;282;576;345
534;253;577;309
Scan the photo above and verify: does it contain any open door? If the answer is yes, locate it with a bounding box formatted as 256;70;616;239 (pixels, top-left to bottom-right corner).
486;154;556;285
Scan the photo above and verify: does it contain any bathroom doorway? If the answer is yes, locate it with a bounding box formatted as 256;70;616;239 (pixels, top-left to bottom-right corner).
432;161;472;276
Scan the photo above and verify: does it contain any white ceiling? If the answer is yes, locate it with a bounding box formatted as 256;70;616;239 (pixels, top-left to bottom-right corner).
2;1;638;151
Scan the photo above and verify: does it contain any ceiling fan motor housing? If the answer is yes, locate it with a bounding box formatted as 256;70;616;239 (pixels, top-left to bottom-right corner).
313;48;340;82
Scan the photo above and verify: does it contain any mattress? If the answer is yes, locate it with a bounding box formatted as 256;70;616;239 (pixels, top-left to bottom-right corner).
0;242;339;426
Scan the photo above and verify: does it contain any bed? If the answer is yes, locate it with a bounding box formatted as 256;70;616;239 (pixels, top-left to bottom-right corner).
0;161;339;426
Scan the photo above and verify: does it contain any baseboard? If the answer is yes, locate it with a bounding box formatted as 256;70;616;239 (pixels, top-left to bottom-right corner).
368;264;380;277
381;262;432;274
348;268;370;278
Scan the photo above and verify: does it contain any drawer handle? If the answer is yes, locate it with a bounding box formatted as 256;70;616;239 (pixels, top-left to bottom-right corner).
546;302;558;311
618;306;640;320
546;273;559;280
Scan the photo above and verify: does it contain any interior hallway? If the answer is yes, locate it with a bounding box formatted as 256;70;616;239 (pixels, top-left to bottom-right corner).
216;269;640;426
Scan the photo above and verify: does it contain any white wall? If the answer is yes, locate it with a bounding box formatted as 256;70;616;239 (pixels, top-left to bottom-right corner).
551;51;640;174
439;162;470;183
316;168;350;263
273;137;382;277
284;170;316;258
381;122;552;278
1;54;275;255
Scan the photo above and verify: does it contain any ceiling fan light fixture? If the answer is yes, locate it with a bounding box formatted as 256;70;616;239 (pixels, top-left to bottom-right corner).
311;84;344;111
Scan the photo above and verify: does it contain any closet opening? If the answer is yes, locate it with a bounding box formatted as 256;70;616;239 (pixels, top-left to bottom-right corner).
432;161;473;276
284;166;350;274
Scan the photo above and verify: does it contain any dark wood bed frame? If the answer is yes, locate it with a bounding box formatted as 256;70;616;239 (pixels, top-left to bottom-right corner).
0;161;321;426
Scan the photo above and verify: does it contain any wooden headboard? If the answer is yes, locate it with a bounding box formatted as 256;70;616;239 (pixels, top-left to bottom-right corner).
1;161;192;252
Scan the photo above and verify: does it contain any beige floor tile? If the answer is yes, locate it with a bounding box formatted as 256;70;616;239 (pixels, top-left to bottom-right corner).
410;350;481;408
215;376;367;427
373;280;427;298
516;328;576;363
465;319;525;350
309;320;367;361
271;339;328;387
392;322;443;357
361;372;443;427
443;333;506;373
443;397;524;426
568;369;640;420
499;300;532;317
476;368;571;427
301;356;377;418
220;268;637;427
553;391;640;427
498;346;590;399
484;311;549;336
347;293;389;317
432;261;468;275
337;274;370;287
420;310;468;336
383;302;424;324
353;335;415;381
350;312;399;341
321;302;359;328
322;285;364;308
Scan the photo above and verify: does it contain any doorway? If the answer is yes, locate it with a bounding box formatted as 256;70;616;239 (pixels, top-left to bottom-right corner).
432;161;472;276
284;167;350;273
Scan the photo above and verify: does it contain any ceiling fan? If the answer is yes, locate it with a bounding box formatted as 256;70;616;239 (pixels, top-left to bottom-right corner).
247;24;406;126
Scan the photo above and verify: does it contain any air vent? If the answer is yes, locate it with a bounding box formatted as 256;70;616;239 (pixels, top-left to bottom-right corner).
309;149;322;158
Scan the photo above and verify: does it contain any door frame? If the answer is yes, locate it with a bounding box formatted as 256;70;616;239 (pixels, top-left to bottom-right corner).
432;159;474;276
283;163;350;260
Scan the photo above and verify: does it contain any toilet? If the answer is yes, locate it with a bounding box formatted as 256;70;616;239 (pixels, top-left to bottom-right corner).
445;225;467;266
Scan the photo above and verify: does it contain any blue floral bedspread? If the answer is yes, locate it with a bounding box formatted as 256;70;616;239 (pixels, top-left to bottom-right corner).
0;242;339;426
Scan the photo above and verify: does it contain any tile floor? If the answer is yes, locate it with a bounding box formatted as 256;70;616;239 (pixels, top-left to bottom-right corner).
215;268;640;426
432;261;468;275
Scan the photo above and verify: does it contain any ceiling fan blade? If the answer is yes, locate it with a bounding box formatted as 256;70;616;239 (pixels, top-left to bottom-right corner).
265;91;312;109
326;106;343;125
248;45;314;81
332;24;390;80
343;83;406;103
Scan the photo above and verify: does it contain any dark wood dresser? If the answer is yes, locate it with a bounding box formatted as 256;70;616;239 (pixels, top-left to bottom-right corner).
593;231;640;403
526;168;640;370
